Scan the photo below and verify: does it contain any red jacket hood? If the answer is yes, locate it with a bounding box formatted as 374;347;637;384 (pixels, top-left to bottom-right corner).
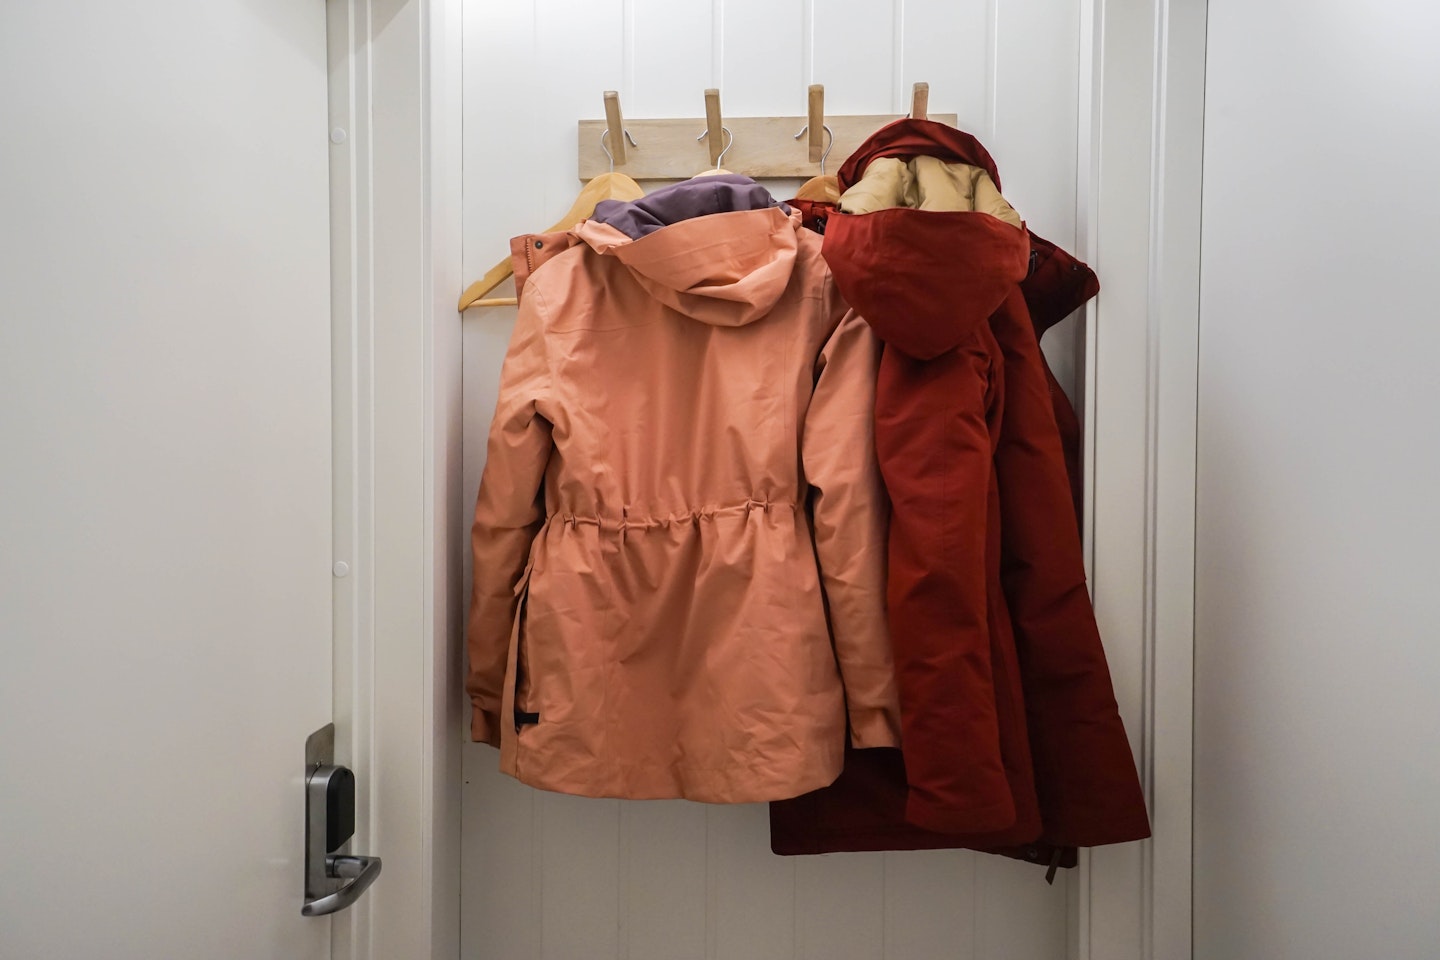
836;118;1005;193
823;212;1029;360
836;119;1102;337
825;119;1031;360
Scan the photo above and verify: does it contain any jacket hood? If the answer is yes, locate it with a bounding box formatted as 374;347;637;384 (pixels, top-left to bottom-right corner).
575;179;800;327
837;118;1004;193
592;173;790;239
825;120;1029;360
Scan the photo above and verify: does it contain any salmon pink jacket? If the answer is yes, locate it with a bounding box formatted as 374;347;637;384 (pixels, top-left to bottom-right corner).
467;180;901;803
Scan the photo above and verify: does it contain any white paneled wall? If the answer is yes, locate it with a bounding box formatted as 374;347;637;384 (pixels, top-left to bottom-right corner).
461;2;1083;957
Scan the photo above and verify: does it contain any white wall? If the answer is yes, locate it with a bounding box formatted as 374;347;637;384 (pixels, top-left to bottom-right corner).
1195;3;1440;957
459;2;1089;958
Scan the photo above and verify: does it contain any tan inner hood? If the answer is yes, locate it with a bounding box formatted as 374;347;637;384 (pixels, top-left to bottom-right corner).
838;156;1022;226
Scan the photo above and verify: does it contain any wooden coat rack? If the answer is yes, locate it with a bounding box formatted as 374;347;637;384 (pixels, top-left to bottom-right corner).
576;83;951;181
461;83;947;311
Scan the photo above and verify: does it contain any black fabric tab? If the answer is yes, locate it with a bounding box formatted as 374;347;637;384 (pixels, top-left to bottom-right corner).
1045;846;1064;884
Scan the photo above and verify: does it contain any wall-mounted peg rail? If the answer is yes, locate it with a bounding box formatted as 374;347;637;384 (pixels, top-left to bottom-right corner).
578;84;953;181
577;112;957;180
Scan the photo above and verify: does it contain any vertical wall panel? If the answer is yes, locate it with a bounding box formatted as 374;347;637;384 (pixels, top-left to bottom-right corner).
882;852;978;960
629;0;714;115
991;0;1079;241
538;794;623;960
461;2;1088;958
795;855;885;960
620;801;708;960
717;0;811;211
812;0;898;112
719;0;805;116
900;2;992;136
974;857;1068;959
461;0;538;292
992;0;1083;401
459;7;542;957
460;757;540;960
707;804;796;960
534;0;626;213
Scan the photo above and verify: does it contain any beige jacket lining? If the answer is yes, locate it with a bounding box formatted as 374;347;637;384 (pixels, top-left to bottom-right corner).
838;156;1022;226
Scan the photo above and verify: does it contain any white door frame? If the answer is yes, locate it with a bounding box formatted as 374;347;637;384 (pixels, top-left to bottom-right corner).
353;0;1208;957
1076;0;1205;957
326;1;464;958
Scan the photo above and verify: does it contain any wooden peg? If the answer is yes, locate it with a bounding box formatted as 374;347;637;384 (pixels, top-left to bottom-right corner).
703;88;724;166
807;84;825;162
603;90;626;166
911;81;929;121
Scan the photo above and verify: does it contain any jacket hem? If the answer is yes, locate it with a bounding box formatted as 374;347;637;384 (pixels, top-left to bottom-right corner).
503;746;845;805
905;793;1018;836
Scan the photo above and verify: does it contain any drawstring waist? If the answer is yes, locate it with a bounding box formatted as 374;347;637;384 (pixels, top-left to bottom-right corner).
551;498;796;535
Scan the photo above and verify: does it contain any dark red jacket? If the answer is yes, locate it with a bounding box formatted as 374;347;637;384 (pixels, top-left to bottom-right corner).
771;120;1149;864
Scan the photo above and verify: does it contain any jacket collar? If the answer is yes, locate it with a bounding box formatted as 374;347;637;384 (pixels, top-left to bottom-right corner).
510;230;583;303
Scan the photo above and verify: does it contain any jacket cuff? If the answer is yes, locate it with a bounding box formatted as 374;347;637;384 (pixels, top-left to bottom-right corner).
470;704;502;747
848;706;902;749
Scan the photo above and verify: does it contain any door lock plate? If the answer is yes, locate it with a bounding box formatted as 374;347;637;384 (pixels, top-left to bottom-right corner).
301;723;381;917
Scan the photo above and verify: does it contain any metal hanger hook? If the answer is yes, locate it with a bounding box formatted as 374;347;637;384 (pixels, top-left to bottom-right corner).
599;127;639;172
695;125;735;170
792;123;835;174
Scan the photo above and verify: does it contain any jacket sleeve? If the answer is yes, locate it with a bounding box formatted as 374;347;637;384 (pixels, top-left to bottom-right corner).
883;331;1016;834
467;285;555;746
802;308;902;749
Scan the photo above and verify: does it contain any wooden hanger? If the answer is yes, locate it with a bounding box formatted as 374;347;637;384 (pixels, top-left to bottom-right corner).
793;84;839;203
458;91;644;311
693;88;734;177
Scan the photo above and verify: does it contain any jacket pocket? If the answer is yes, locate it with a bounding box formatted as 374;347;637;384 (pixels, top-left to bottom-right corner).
511;558;540;733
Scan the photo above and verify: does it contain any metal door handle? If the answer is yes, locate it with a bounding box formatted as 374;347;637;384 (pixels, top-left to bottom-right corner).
302;724;382;917
302;854;382;917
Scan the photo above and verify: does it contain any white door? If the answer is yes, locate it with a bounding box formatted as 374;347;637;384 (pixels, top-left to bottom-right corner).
460;2;1087;958
0;2;338;957
1193;3;1440;958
